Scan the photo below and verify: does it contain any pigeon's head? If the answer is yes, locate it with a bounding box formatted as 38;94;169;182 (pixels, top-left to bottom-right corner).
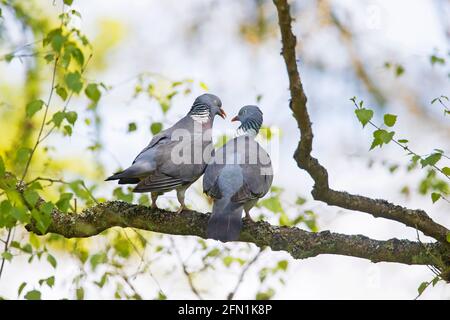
190;93;226;120
232;105;263;135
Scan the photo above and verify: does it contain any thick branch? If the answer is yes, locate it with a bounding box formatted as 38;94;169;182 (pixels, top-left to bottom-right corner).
25;201;448;267
272;0;450;244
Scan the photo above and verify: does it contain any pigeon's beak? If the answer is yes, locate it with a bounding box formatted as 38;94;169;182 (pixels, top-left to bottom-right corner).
231;116;239;122
219;108;227;119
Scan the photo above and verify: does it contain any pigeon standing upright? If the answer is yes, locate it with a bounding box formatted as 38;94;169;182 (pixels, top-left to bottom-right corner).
203;105;273;242
106;93;226;212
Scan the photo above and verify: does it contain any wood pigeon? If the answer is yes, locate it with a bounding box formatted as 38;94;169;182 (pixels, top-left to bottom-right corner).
106;93;226;212
203;105;273;242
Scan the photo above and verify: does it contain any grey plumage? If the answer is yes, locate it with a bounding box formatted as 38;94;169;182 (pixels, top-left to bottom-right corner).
106;93;226;211
204;105;273;242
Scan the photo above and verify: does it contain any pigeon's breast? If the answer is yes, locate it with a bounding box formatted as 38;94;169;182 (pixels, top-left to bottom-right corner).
218;165;243;196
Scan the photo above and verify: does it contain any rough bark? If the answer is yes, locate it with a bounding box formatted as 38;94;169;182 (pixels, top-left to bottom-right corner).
25;200;448;267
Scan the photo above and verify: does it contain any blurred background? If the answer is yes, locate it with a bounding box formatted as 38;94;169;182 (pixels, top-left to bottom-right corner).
0;0;449;299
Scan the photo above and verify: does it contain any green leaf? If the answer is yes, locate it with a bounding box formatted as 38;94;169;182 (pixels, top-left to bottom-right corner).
150;122;163;135
56;193;73;213
256;288;275;300
23;189;39;207
64;0;74;5
1;251;12;261
63;125;73;136
45;276;55;288
40;202;54;215
417;282;428;296
44;53;55;63
199;82;209;91
16;147;31;165
398;139;409;144
69;46;84;66
21;244;33;254
90;252;107;270
52;111;65;127
0;156;5;177
420;153;442;168
370;129;395;149
432;276;439;287
113;187;133;203
65;72;83;93
18;282;27;296
447;233;450;243
260;197;283;213
430;55;445;66
354;108;373;127
24;290;41;300
205;248;220;258
442;167;450;176
56;87;68;101
76;287;84;300
395;65;404;77
85;83;101;102
158;292;167;300
31;209;51;234
277;260;288;271
431;192;441;203
295;197;306;205
383;114;397;127
128;122;137;132
47;254;57;268
26;100;44;118
65;111;78;125
50;31;65;52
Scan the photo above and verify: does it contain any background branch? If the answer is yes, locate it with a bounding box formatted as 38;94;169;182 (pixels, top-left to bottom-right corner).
272;0;449;244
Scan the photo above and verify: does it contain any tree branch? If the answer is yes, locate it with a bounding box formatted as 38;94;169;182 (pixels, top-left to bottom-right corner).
25;201;449;268
272;0;450;244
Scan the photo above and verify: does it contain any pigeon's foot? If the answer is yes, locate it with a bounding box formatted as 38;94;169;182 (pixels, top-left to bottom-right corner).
176;205;187;214
244;212;255;223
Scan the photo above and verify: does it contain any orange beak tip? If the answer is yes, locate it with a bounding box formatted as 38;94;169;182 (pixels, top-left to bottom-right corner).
219;108;227;119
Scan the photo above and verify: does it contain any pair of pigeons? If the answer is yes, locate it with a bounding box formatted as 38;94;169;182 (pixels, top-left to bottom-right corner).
106;94;273;242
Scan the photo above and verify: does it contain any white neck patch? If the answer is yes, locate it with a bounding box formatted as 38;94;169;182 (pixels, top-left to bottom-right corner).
190;112;210;124
235;127;257;138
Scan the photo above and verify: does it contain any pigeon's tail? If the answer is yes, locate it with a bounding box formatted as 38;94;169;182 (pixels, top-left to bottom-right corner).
105;172;124;181
105;171;140;185
207;199;243;242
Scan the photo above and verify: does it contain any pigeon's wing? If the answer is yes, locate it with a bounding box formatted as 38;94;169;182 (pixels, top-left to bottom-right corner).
203;162;225;199
133;172;184;193
132;130;171;164
231;143;273;203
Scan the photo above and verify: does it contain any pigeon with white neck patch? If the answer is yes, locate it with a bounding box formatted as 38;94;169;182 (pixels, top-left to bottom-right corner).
106;93;226;212
203;105;273;242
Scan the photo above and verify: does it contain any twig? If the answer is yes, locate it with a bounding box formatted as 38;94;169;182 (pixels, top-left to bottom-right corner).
169;237;203;300
20;56;59;182
122;229;167;298
351;99;450;182
227;249;262;300
39;54;93;144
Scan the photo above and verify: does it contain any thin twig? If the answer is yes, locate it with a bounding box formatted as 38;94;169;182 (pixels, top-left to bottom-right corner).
351;99;450;182
21;56;59;182
227;249;263;300
0;228;12;281
39;54;93;144
122;229;167;298
169;237;203;300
